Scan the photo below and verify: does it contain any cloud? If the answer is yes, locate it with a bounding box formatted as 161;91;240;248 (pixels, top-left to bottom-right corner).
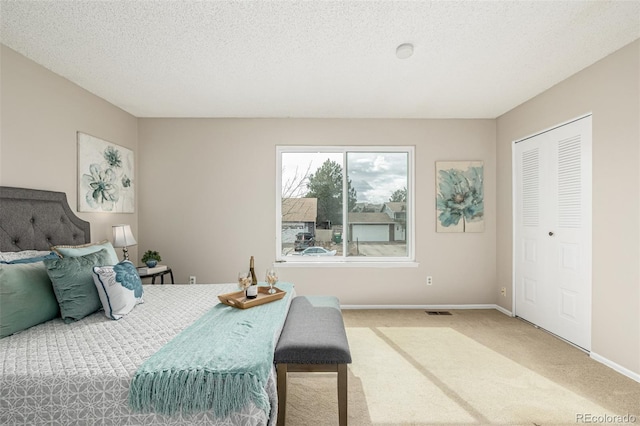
281;150;407;204
348;153;407;203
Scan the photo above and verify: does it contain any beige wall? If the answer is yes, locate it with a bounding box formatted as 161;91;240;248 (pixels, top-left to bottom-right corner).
0;45;139;257
496;41;640;374
137;118;497;305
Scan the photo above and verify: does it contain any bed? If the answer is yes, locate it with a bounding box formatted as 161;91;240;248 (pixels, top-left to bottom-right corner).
0;186;291;425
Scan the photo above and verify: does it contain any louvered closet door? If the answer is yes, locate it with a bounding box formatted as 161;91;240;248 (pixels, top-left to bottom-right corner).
514;115;592;351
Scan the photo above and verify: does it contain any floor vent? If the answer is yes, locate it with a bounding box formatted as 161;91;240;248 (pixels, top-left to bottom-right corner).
426;311;452;315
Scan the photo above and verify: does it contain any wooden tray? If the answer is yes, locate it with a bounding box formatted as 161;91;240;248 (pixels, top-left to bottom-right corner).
218;286;286;309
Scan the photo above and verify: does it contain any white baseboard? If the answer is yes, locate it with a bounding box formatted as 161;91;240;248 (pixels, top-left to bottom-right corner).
590;352;640;383
341;303;513;316
494;305;514;316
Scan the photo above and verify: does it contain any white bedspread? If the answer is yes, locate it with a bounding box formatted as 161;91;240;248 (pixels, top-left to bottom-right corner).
0;283;280;426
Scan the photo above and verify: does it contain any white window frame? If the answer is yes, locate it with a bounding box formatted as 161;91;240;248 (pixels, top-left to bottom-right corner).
275;145;417;267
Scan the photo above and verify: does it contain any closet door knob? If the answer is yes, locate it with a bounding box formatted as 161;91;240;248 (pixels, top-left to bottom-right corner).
548;231;554;236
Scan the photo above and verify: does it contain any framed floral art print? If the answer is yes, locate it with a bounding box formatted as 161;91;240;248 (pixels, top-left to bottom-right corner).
436;161;484;233
78;132;134;213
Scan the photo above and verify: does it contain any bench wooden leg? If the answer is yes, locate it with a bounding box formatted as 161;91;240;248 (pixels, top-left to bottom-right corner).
277;363;348;425
338;363;347;426
276;364;288;426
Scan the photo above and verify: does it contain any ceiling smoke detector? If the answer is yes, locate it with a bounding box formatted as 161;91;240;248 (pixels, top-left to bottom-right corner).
396;43;414;59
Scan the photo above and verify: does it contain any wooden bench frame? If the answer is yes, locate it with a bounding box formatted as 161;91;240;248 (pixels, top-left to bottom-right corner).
276;363;348;426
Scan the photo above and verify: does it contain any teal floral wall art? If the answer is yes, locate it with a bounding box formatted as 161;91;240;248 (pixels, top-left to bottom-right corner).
78;132;134;213
436;161;484;232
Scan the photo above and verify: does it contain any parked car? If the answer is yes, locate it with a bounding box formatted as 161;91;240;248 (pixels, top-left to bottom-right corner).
294;232;315;251
300;247;336;256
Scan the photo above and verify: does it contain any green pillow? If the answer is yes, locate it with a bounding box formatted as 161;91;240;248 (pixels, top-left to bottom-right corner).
44;248;112;323
0;262;60;338
51;240;119;265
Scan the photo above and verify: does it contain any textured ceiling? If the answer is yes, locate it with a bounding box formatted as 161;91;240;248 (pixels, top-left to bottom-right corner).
1;1;639;118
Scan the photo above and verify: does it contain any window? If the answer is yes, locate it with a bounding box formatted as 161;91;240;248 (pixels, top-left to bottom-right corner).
276;146;414;263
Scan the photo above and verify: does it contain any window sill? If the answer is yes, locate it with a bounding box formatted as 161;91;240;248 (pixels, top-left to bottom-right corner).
274;260;419;268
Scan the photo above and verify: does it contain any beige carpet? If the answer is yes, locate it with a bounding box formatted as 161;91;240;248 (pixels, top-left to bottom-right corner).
281;309;640;425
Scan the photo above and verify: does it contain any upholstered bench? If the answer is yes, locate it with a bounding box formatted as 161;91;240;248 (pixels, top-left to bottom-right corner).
274;296;352;426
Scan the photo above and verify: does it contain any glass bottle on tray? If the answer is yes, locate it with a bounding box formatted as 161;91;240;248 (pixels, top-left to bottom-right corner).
247;256;258;299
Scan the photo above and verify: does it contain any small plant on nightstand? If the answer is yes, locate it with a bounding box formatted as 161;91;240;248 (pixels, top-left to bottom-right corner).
141;250;162;268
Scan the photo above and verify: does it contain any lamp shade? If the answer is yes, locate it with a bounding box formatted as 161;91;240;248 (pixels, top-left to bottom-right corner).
112;224;137;247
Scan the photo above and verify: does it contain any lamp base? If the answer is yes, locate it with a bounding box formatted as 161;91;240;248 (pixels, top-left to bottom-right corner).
122;247;130;261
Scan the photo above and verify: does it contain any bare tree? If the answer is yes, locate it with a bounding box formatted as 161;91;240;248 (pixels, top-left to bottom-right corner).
281;162;315;221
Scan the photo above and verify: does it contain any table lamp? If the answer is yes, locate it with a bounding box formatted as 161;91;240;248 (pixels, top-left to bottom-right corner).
112;224;137;261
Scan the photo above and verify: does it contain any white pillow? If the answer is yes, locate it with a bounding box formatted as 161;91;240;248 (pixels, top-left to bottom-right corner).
92;260;143;320
0;250;53;263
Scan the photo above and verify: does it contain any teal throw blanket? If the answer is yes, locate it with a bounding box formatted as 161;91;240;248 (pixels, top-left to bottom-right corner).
129;282;294;418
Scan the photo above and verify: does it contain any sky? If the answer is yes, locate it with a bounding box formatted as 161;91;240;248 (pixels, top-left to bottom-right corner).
281;151;407;204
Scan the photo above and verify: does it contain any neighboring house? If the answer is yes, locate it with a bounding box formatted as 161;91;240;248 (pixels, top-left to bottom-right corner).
381;202;406;241
347;212;398;242
352;202;382;213
281;198;317;243
382;202;406;221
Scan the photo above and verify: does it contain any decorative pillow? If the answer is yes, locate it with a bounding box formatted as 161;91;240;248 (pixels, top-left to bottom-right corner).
43;248;112;323
51;240;119;265
0;250;56;263
0;262;60;338
92;260;144;320
0;252;59;264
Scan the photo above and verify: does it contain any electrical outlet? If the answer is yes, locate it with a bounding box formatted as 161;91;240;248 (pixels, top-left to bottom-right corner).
426;276;433;286
189;276;196;284
500;287;506;297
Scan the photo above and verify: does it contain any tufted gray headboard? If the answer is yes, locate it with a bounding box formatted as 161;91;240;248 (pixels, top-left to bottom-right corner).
0;186;91;251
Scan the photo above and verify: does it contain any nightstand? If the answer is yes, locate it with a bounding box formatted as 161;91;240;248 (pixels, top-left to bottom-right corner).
137;266;174;284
